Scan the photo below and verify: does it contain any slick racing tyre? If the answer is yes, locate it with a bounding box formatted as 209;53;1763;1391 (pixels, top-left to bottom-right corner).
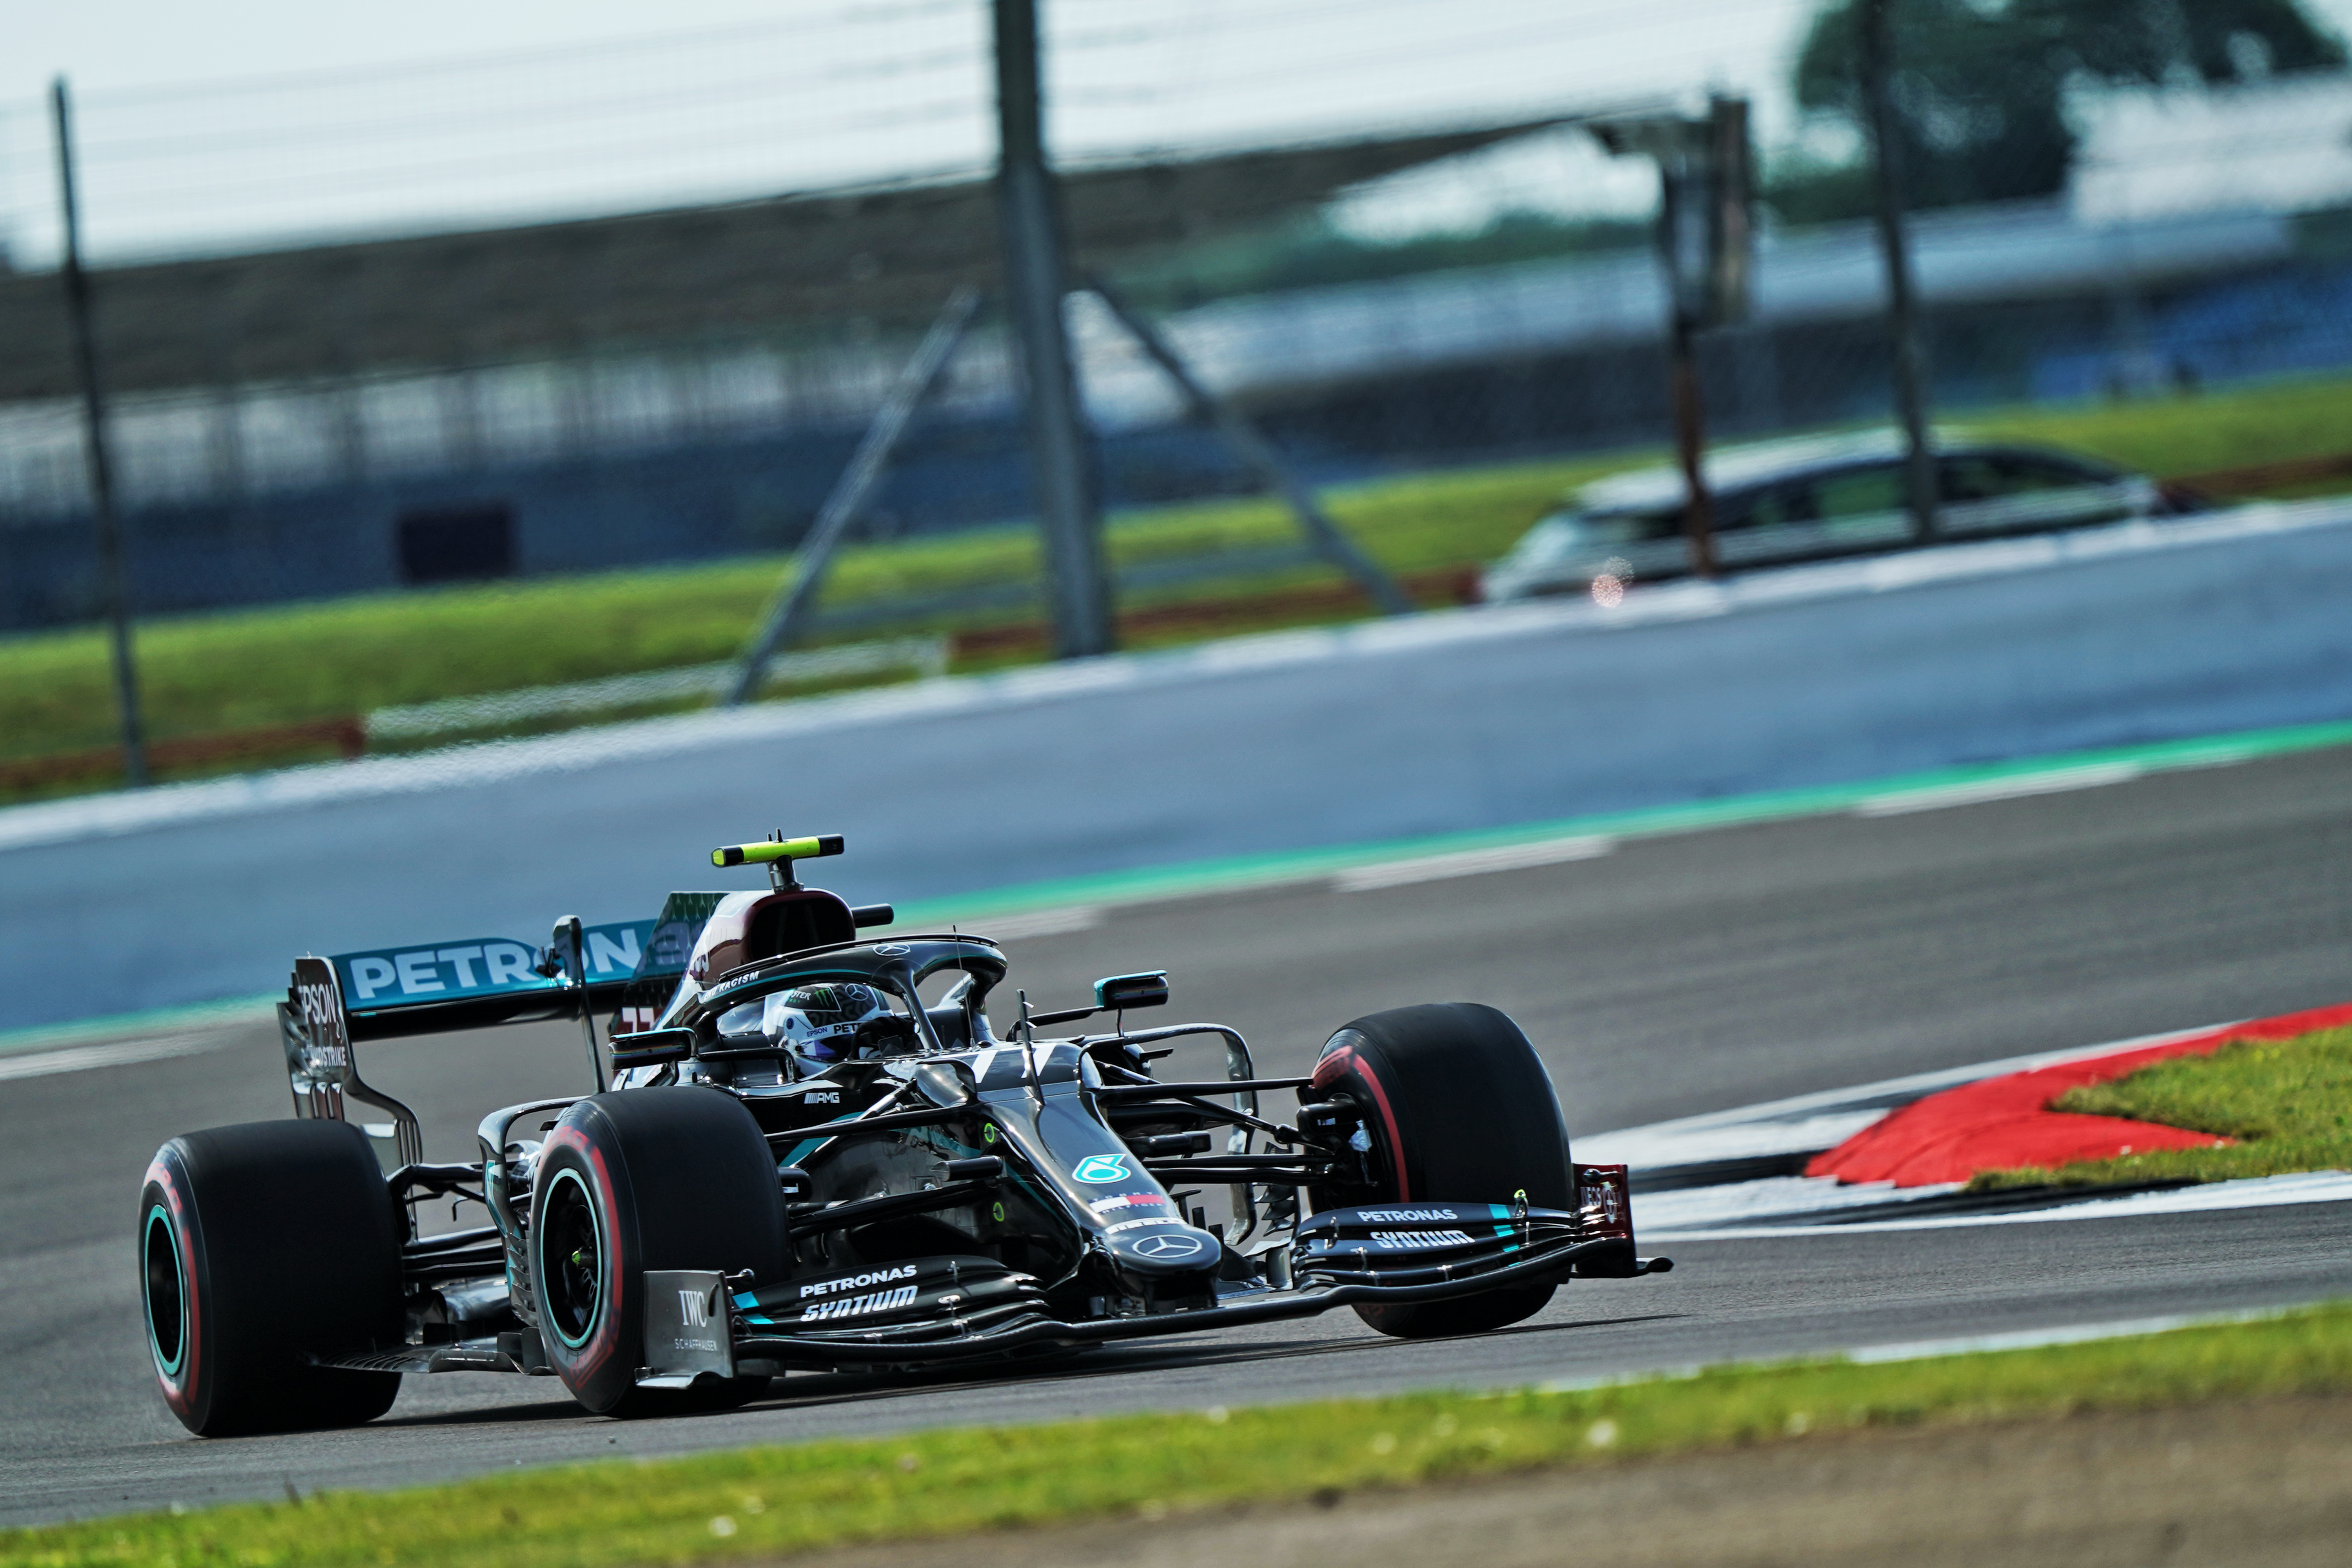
140;1119;403;1436
532;1087;787;1417
1307;1002;1575;1339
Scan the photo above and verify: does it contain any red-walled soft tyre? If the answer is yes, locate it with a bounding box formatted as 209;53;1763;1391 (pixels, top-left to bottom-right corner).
140;1120;403;1436
1307;1002;1574;1339
531;1087;786;1417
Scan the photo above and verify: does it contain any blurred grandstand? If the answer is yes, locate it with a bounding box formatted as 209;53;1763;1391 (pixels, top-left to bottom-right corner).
4;0;2352;633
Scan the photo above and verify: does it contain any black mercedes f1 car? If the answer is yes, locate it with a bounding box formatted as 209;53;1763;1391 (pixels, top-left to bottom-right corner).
138;835;1668;1435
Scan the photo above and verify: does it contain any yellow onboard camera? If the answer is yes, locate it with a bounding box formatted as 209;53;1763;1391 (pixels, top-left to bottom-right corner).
711;834;844;868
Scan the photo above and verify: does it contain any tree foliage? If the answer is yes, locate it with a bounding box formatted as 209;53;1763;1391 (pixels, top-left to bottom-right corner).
1777;0;2349;221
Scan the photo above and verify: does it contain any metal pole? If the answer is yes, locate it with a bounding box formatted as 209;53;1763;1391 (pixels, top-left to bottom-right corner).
52;78;148;788
726;286;980;706
1668;310;1719;579
1087;276;1413;616
1658;162;1718;580
1861;0;1938;543
993;0;1113;659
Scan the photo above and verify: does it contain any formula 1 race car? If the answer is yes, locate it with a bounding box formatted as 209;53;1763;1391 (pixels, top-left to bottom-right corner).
138;835;1669;1435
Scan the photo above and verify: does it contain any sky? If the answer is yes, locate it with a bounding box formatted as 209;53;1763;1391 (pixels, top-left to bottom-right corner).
5;0;2352;264
0;0;1824;263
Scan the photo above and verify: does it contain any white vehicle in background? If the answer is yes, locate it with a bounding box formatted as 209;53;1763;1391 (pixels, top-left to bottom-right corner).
1480;430;2199;603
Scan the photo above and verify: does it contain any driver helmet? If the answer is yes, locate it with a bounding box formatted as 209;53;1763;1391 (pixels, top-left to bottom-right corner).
759;983;891;1062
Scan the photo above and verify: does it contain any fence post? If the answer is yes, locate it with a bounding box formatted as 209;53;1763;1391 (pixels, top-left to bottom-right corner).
52;76;148;788
993;0;1113;660
1666;308;1719;579
1861;0;1939;543
1593;100;1753;583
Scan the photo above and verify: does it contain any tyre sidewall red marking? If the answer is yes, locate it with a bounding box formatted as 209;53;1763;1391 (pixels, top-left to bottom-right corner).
1314;1040;1411;1199
140;1150;206;1427
537;1122;633;1405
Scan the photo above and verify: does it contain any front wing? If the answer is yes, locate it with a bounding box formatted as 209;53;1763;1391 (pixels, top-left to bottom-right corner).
321;1171;1668;1382
651;1186;1668;1379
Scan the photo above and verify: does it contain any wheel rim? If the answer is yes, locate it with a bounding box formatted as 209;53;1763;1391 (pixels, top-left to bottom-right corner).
539;1168;604;1350
143;1204;187;1377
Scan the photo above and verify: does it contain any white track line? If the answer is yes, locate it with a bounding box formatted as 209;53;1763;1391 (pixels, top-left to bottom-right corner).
1333;835;1615;892
1580;1111;1890;1171
1584;1016;2342;1237
1636;1174;1961;1233
1854;761;2144;817
1844;1305;2310;1364
965;906;1105;942
0;1032;250;1083
1577;1019;2239;1171
1533;1303;2318;1393
1648;1169;2352;1240
0;995;275;1060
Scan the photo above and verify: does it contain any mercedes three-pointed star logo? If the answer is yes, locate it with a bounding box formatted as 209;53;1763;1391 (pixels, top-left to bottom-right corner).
1132;1232;1206;1259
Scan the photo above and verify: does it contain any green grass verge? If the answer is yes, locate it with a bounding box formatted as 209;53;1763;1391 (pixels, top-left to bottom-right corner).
0;451;1627;769
7;1304;2352;1568
8;370;2352;776
1960;373;2352;489
1971;1025;2352;1191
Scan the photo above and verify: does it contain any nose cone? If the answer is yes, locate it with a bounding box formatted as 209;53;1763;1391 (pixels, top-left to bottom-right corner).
1107;1223;1221;1275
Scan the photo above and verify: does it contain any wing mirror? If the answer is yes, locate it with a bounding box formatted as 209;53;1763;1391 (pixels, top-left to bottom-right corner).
1027;971;1173;1031
1094;971;1169;1012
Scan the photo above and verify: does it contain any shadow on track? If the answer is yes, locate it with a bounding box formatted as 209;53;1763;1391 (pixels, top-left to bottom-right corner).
372;1397;600;1430
372;1312;1687;1432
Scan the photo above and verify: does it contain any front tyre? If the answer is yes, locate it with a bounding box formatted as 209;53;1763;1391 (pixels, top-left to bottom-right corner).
1308;1002;1575;1339
140;1120;403;1436
531;1088;786;1417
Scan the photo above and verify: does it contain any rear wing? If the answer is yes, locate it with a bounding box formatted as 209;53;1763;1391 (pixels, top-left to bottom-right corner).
278;895;732;1159
329;917;657;1041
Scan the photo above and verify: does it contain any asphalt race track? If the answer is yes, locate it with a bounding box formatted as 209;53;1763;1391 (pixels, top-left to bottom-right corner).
5;745;2352;1526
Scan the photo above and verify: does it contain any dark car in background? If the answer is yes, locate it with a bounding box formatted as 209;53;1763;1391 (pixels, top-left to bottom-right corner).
1480;431;2198;603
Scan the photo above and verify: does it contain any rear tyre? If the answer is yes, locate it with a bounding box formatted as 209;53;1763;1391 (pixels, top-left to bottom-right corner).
1307;1002;1574;1339
532;1087;787;1417
140;1119;403;1436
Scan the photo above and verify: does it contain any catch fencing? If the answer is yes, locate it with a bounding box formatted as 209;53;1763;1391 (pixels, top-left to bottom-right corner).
5;2;2352;638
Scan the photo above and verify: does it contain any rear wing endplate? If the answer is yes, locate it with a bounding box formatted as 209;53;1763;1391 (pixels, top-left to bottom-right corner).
281;955;425;1166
